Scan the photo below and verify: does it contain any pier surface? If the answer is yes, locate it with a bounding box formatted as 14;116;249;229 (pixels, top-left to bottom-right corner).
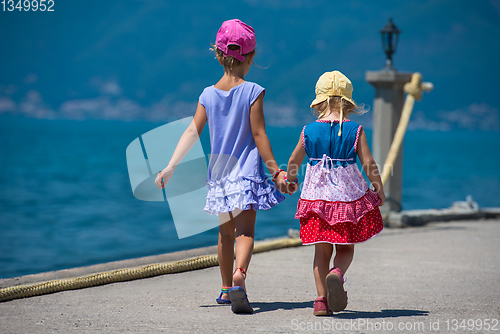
1;218;499;333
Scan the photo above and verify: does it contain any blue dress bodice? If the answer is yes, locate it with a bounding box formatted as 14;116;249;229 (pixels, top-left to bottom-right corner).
303;120;362;168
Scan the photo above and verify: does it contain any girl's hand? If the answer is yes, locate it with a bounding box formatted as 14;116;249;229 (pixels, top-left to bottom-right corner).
276;172;298;195
376;189;386;207
284;172;299;195
275;171;291;194
155;166;175;189
287;182;298;195
274;171;287;194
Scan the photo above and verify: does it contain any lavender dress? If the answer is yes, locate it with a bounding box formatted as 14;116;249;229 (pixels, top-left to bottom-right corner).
199;81;285;215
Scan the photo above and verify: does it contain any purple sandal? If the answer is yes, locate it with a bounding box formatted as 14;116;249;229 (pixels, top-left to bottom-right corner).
216;286;231;305
228;286;253;314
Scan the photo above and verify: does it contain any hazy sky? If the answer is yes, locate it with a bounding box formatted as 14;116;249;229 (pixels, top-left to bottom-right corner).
0;0;499;129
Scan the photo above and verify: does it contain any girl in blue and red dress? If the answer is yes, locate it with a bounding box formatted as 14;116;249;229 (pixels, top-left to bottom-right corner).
286;71;386;315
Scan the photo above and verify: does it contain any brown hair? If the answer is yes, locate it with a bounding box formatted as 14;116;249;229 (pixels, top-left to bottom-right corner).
312;96;367;119
213;45;255;71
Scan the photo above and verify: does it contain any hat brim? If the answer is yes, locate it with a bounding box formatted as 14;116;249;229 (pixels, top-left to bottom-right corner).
310;95;328;109
310;95;355;109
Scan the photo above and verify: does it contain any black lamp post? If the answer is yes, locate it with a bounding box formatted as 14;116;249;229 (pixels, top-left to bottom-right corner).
380;18;401;72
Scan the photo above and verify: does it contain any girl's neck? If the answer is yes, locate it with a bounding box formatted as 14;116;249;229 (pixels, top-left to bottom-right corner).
319;111;345;122
214;70;246;91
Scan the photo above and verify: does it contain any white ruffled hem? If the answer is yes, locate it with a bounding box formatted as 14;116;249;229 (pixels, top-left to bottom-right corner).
204;177;285;215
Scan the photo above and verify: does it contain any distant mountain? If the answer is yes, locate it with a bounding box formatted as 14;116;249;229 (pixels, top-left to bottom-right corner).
0;0;499;130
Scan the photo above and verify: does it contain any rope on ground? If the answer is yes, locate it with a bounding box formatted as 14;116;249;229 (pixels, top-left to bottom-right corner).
0;237;302;303
380;73;433;185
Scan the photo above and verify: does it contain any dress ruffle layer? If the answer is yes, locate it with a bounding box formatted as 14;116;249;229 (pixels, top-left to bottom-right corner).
204;177;285;215
295;189;381;225
300;208;384;244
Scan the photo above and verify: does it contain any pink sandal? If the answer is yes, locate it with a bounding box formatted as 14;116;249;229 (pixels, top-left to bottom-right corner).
326;267;348;312
313;296;331;316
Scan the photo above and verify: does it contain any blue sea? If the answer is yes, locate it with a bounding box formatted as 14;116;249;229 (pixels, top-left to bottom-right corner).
0;115;499;279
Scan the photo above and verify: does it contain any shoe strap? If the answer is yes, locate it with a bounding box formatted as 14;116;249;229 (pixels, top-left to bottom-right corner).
328;267;346;283
234;267;247;278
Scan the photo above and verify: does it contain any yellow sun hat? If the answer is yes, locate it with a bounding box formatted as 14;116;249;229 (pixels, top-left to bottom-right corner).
310;70;355;108
310;71;355;136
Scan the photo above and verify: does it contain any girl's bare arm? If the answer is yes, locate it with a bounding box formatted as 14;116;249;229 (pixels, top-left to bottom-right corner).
250;92;288;193
287;135;306;183
357;128;386;206
155;102;207;188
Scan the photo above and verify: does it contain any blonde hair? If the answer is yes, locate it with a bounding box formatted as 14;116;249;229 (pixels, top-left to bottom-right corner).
212;45;255;71
312;96;367;119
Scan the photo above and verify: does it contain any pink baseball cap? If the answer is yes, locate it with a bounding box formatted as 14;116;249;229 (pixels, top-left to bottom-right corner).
216;19;256;62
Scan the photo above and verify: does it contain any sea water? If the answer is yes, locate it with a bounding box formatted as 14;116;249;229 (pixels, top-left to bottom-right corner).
0;116;499;278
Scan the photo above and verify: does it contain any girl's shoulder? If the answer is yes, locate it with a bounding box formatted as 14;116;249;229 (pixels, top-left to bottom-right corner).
344;119;362;129
240;81;266;104
241;81;265;98
245;81;264;90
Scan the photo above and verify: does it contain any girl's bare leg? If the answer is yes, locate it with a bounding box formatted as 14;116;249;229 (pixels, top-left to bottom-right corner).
218;209;256;299
218;213;235;300
333;244;354;274
313;243;334;297
233;209;256;291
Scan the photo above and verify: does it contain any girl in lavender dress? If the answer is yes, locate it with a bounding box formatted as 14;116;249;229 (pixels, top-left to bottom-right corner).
286;71;385;315
155;19;291;314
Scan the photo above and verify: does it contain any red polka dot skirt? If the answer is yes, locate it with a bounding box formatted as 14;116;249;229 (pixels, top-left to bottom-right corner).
299;208;384;245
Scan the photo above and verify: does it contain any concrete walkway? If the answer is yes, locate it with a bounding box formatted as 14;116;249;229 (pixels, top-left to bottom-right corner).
1;219;499;333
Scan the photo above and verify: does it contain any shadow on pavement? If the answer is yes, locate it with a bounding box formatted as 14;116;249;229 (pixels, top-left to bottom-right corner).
251;301;312;313
334;309;429;319
200;301;312;314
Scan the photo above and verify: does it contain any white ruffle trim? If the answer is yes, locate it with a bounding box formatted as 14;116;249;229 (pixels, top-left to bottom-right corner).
204;177;285;215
